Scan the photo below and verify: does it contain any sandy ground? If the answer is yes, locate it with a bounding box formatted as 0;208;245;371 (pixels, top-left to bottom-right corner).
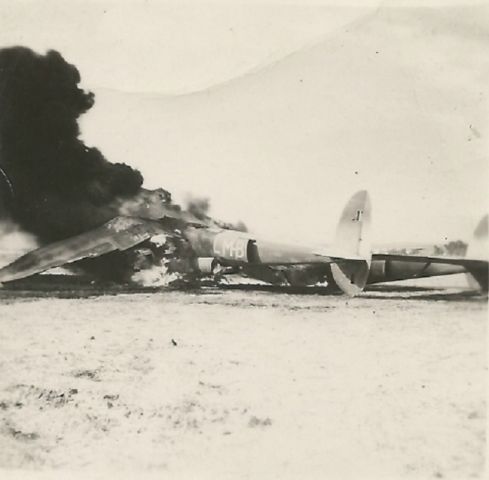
0;278;486;480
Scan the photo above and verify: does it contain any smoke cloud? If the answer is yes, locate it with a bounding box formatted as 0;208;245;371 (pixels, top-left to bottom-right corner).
185;195;247;232
0;47;247;283
0;47;151;280
0;47;143;242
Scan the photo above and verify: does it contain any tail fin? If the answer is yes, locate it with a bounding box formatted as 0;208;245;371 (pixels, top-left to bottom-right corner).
466;214;488;292
330;190;372;296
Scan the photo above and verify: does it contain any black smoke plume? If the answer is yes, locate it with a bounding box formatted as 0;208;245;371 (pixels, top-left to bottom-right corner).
0;47;148;279
0;47;247;282
0;47;143;242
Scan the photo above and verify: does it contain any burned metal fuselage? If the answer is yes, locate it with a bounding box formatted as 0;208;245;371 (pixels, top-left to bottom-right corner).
180;226;335;285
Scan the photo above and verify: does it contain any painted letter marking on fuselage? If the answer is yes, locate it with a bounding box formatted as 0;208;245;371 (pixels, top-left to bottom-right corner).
213;232;247;261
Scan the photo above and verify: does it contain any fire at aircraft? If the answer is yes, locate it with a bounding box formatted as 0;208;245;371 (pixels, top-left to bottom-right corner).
0;47;487;295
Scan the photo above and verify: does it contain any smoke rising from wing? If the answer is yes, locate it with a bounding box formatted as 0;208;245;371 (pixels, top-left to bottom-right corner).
185;195;247;232
0;47;144;243
0;47;249;284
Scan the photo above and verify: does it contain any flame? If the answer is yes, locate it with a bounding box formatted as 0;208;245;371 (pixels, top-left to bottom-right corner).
130;234;181;287
131;262;180;287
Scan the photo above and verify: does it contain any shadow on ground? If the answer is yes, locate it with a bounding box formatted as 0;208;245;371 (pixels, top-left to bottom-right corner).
0;274;486;302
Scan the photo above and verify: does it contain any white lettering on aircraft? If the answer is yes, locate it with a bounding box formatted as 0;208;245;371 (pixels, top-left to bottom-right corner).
213;232;248;261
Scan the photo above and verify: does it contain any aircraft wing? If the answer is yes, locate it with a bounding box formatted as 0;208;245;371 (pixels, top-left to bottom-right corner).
371;252;488;268
372;252;488;292
0;216;165;284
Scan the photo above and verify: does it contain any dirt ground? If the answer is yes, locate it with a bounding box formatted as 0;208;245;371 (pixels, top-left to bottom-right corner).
0;277;486;479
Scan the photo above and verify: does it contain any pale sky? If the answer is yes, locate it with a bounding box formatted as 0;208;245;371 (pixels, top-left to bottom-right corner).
0;0;487;245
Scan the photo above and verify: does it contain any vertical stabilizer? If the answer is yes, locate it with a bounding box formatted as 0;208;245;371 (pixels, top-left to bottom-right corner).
330;190;372;296
466;214;488;292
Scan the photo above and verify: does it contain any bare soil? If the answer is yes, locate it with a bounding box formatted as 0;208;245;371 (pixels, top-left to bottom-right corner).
0;277;486;479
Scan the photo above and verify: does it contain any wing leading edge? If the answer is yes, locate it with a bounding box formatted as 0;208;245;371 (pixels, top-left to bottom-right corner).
372;253;487;268
0;217;164;284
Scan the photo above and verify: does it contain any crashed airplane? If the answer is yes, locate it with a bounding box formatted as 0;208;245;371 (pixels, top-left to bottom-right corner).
0;48;486;296
0;189;487;296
